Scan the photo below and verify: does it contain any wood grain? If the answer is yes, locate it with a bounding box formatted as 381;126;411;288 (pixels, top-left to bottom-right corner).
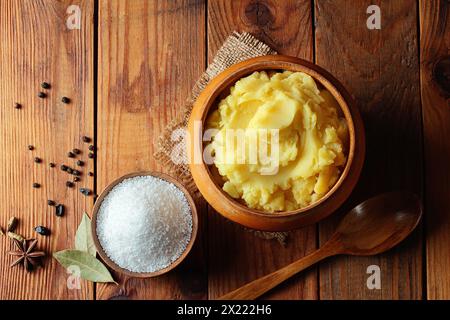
96;0;206;299
207;0;318;299
315;0;423;299
0;0;94;299
420;0;450;300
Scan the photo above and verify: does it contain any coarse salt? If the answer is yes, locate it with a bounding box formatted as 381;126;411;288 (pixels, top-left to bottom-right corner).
96;175;193;273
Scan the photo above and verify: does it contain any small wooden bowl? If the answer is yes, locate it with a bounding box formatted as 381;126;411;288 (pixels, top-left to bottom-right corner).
188;55;365;231
91;171;198;278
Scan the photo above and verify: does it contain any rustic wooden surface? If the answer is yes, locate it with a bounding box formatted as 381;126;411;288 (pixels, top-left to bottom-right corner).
0;0;94;299
420;0;450;300
316;0;423;299
0;0;449;300
96;0;206;300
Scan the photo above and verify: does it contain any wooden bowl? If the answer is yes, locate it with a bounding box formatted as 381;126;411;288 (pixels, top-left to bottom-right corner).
188;55;365;231
91;171;198;278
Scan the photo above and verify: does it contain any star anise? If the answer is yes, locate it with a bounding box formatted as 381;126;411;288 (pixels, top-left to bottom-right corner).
8;238;45;272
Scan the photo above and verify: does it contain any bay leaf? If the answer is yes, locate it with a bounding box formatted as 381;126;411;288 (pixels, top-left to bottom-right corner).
75;213;96;256
53;249;116;284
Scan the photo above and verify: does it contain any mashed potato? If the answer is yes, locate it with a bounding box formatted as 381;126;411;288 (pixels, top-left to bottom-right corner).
206;71;348;212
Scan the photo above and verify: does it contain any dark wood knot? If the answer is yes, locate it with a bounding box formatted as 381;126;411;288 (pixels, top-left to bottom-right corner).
432;55;450;98
244;1;274;27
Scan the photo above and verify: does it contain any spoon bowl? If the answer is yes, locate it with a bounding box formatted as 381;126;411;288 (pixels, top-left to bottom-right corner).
335;191;422;255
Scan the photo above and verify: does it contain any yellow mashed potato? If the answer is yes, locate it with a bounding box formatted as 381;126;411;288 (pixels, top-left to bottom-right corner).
206;71;348;212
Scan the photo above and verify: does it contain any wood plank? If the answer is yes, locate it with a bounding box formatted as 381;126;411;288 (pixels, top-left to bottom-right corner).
315;0;423;299
207;0;313;61
207;0;318;300
0;0;94;299
96;0;207;299
420;0;450;300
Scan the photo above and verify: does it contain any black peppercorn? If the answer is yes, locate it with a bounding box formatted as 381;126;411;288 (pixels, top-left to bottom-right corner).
82;136;91;143
88;172;94;177
49;162;56;168
67;151;75;158
41;82;51;89
47;200;56;206
73;148;81;155
88;152;95;159
14;103;22;109
80;188;92;196
28;145;34;151
88;145;96;151
61;164;68;171
72;170;81;176
32;183;40;189
34;157;41;163
61;97;71;104
55;204;64;217
66;181;74;188
67;168;73;174
76;160;84;167
73;177;80;182
34;226;50;236
38;92;46;98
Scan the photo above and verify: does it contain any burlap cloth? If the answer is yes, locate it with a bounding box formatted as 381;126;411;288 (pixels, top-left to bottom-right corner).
154;31;288;245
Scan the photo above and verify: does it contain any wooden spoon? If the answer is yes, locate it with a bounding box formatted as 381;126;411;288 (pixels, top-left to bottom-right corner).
218;191;422;300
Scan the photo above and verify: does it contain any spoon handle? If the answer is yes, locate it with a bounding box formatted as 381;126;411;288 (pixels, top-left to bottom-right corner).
218;242;338;300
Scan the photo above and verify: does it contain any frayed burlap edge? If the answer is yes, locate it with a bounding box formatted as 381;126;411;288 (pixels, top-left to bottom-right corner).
154;31;287;246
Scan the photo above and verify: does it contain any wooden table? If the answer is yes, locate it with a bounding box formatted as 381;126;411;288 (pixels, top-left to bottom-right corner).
0;0;448;300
